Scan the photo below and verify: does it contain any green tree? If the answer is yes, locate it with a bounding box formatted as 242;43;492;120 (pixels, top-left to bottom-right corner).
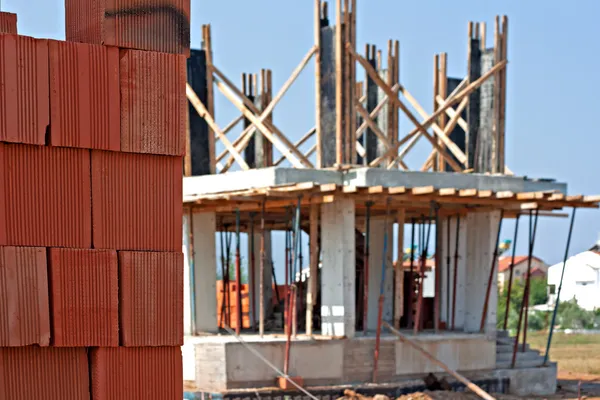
497;277;549;331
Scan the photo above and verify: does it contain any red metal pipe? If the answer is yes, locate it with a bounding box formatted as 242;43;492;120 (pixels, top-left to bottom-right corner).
407;219;416;329
372;295;384;382
259;203;266;336
284;228;290;335
413;252;426;334
250;215;256;331
284;286;296;375
480;210;504;332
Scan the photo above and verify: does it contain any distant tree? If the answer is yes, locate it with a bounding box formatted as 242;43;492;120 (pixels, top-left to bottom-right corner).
497;277;549;331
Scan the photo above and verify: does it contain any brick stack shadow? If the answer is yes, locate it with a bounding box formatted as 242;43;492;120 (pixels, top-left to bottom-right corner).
0;2;189;398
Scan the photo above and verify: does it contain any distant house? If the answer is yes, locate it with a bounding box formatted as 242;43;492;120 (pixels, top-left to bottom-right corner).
497;255;549;291
547;247;600;311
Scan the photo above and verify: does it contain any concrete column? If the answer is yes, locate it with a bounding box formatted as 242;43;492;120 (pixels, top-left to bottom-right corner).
464;211;501;333
320;198;355;338
247;231;273;326
183;214;192;336
192;212;218;333
438;216;468;330
366;218;394;331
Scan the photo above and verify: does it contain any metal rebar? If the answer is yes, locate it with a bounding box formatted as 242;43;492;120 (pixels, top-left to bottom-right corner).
407;218;416;329
503;214;520;331
511;209;539;367
543;208;576;365
522;209;539;352
414;206;434;334
480;209;505;332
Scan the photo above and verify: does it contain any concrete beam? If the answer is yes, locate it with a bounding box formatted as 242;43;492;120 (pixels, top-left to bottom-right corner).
366;218;394;331
192;212;218;333
248;231;273;326
321;198;356;338
464;211;501;333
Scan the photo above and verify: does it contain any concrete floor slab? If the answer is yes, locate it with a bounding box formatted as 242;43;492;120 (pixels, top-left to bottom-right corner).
184;167;340;197
184;167;568;201
344;168;567;194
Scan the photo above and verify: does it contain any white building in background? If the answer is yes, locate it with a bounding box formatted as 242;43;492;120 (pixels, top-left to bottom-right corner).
547;247;600;311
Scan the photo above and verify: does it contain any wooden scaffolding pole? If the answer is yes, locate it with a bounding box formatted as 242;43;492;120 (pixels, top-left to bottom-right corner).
202;25;216;174
315;0;323;168
335;0;343;165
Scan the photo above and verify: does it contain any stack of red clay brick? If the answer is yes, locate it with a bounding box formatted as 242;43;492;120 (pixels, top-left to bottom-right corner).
0;1;189;398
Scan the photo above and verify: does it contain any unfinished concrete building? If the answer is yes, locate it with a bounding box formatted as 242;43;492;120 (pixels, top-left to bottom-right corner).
181;1;599;397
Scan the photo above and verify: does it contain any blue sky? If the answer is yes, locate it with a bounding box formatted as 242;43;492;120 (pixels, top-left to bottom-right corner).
5;0;600;270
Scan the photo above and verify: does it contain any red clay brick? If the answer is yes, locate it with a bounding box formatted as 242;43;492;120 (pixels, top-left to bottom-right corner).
0;144;92;248
0;247;50;346
0;12;17;34
65;0;190;55
49;40;120;151
120;49;186;156
119;251;183;346
0;346;90;399
91;150;182;251
91;347;182;400
0;35;48;145
49;248;118;347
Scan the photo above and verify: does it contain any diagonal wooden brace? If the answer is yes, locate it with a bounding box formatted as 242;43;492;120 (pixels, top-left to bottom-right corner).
186;83;250;171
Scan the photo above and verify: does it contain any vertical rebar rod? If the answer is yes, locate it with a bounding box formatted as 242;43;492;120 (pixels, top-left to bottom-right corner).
480;209;505;332
451;215;461;330
512;209;539;367
292;198;302;337
414;207;434;334
219;226;226;328
284;211;291;334
544;208;577;365
235;210;242;335
250;213;256;331
372;201;390;383
363;202;372;334
522;209;539;352
407;218;416;329
259;202;266;337
225;229;233;327
297;221;304;334
503;214;520;331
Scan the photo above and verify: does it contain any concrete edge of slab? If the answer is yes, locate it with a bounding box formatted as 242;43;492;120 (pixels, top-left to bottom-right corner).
183;167;568;200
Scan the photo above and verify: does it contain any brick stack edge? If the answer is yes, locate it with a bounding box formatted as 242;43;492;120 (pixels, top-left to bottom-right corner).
0;1;189;398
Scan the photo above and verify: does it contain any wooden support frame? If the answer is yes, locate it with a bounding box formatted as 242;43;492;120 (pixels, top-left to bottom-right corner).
348;45;467;172
372;59;507;168
212;65;315;169
202;25;217;174
186;83;250;170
